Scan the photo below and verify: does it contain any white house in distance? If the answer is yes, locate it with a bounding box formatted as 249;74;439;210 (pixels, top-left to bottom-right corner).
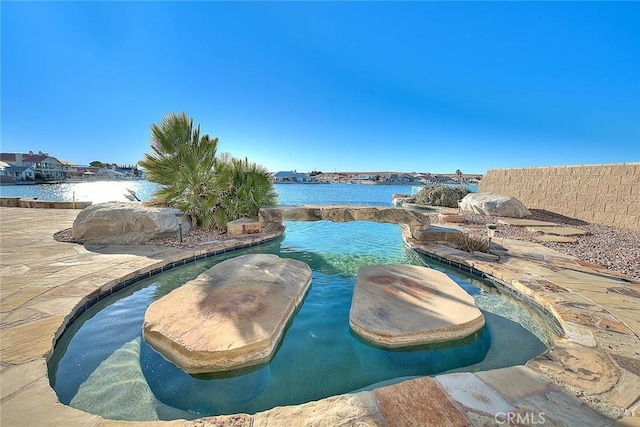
0;161;35;183
97;168;127;179
350;173;376;183
0;151;64;180
274;171;311;183
380;173;418;184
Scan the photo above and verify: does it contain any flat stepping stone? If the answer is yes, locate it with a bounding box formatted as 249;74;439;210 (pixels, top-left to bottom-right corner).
143;254;312;373
438;213;465;223
498;219;557;227
349;264;485;348
526;226;587;236
534;235;577;243
413;225;464;243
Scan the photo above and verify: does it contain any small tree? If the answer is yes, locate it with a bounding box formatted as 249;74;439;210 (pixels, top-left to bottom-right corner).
139;112;276;230
213;156;278;229
139;112;220;228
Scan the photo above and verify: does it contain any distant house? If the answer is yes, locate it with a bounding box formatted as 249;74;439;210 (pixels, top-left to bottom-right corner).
315;173;350;183
5;166;35;181
274;171;310;183
0;151;64;180
115;165;142;178
57;158;79;179
418;174;455;184
381;173;398;183
0;161;35;182
397;173;417;183
97;168;127;179
350;174;375;182
74;166;100;179
378;173;415;183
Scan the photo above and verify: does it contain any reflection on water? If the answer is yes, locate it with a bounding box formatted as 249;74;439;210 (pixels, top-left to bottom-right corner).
0;181;158;203
0;181;477;205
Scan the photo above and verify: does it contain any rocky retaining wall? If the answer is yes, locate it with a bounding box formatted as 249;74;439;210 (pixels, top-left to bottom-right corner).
0;197;92;209
259;205;431;239
479;163;639;230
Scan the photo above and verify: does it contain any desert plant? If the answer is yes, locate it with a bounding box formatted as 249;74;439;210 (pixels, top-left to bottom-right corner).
413;184;470;208
139;113;276;230
212;155;278;229
454;232;489;253
139;112;221;229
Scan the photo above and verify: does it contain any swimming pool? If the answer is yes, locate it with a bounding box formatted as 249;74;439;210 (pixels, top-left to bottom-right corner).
49;220;551;421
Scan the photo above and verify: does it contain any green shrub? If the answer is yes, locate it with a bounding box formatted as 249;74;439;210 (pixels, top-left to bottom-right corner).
139;112;277;231
413;184;470;208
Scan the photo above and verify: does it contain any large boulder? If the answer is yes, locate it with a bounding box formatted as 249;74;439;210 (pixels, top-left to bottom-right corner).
72;202;191;244
143;254;312;373
350;264;485;348
459;193;531;218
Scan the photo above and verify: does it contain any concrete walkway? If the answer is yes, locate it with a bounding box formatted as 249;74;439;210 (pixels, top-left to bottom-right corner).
1;207;639;426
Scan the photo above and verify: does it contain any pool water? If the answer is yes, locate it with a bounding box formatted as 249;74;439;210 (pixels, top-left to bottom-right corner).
49;221;550;421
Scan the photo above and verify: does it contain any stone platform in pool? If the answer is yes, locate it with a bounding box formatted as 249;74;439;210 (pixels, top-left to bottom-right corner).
143;254;312;374
349;264;485;348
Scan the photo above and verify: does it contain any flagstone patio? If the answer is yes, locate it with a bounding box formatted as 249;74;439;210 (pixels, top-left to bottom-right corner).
1;207;639;426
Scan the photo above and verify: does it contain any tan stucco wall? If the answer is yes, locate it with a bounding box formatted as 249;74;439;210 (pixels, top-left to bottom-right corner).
478;163;640;231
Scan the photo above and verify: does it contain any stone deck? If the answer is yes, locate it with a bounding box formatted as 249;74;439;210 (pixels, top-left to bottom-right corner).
498;218;558;227
526;225;589;236
1;207;639;426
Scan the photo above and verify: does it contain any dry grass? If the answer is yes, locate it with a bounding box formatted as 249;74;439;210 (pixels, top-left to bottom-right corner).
454;232;489;253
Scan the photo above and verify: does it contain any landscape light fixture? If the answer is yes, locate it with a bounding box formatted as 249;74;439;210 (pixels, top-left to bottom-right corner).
486;223;498;246
175;212;185;243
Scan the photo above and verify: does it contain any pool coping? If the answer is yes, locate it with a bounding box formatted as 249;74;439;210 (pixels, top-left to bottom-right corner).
1;207;639;426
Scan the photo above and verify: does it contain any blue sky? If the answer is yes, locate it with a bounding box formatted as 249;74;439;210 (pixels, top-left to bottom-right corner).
2;1;639;174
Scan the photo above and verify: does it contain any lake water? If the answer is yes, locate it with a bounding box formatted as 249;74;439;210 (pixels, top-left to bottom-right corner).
0;180;477;205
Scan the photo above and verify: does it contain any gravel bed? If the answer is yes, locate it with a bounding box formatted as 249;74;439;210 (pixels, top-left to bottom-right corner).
435;209;640;280
54;228;227;248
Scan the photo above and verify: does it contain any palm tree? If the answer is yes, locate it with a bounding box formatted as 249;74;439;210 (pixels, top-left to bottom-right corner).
139;113;276;230
213;156;278;229
455;169;463;184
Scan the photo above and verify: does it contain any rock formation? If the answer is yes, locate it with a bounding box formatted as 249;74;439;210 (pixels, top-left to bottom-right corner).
459;193;531;218
72;202;191;244
259;205;430;240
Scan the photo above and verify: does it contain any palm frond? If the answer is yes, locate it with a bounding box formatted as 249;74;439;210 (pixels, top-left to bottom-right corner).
141;113;276;231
